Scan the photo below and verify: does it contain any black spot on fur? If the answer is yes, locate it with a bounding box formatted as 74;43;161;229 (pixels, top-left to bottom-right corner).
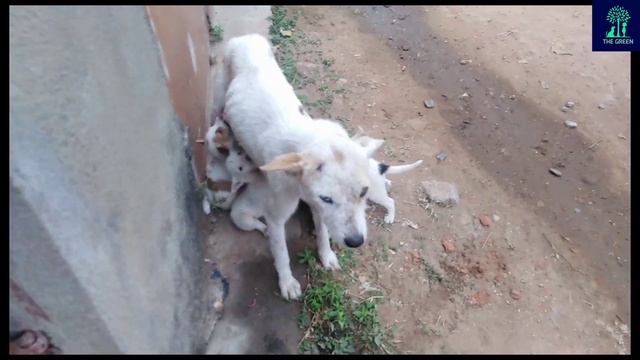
378;163;390;175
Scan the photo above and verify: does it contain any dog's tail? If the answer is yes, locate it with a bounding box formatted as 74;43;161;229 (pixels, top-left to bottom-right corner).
384;160;423;175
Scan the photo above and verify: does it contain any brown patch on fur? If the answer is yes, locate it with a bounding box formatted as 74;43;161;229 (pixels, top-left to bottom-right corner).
332;148;345;163
207;179;232;192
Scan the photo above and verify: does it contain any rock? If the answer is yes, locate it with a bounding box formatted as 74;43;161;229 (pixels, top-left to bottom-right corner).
213;300;224;312
421;179;460;206
617;134;627;140
549;168;563;177
598;104;605;110
401;65;407;72
565;101;575;108
459;92;470;99
424;99;436;108
478;214;492;227
435;151;447;162
460;59;472;65
580;174;599;185
509;94;517;100
402;45;410;51
509;289;521;300
402;219;419;229
470;289;490;306
492;214;500;222
539;80;550;89
441;238;457;253
561;106;571;112
564;120;578;129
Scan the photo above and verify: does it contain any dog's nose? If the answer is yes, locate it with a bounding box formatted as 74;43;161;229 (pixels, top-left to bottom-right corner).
344;235;364;248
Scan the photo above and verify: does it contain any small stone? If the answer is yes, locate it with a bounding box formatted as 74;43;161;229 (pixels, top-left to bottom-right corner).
517;59;528;64
598;104;605;110
493;214;500;222
421;179;460;206
460;59;472;65
565;101;575;108
213;300;224;312
574;208;581;213
509;94;516;100
402;219;419;229
401;65;407;72
564;120;578;129
549;168;563;177
424;99;436;108
580;174;598;185
402;45;410;51
470;289;490;306
459;92;470;99
561;106;571;112
441;238;457;253
479;214;492;227
279;29;292;37
510;289;521;300
435;151;448;162
539;80;550;89
617;134;627;140
392;19;397;24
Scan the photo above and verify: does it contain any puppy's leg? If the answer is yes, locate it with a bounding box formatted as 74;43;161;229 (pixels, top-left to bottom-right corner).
266;217;301;300
230;206;267;236
311;206;341;271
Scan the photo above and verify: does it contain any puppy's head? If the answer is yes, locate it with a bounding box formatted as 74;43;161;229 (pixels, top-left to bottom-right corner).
261;138;370;249
226;142;256;175
206;117;233;160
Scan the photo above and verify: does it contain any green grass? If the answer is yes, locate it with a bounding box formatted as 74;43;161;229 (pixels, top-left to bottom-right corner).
296;249;393;354
209;24;224;43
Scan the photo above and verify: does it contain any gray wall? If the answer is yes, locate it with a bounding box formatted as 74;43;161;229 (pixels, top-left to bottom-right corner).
10;6;216;353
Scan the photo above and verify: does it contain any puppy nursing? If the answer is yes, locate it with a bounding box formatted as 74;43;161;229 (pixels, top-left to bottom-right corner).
204;33;422;300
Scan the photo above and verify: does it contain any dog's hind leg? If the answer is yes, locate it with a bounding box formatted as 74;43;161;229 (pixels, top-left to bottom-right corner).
311;206;341;271
266;217;302;300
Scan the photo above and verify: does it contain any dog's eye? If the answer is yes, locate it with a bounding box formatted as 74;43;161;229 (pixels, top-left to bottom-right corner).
360;187;368;198
319;195;333;204
316;163;323;172
239;166;243;171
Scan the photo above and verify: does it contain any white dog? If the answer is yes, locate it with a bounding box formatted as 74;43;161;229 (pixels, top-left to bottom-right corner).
214;34;371;300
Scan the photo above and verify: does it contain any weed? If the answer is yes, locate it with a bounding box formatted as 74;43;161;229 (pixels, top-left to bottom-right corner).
423;260;443;284
209;24;224;43
297;249;394;354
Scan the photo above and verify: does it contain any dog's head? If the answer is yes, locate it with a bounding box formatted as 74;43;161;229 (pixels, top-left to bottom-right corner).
260;138;371;248
206;118;232;160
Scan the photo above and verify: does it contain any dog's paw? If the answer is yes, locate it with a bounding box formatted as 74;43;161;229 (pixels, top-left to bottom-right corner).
384;213;395;224
279;276;302;300
202;198;211;215
319;250;341;271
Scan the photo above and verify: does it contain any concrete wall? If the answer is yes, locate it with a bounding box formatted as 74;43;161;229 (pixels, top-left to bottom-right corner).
9;6;220;353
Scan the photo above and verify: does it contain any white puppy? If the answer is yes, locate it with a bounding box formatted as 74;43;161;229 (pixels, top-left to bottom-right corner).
215;34;371;300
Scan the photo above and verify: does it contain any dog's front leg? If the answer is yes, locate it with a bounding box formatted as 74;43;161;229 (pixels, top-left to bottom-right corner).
266;218;302;300
311;207;341;271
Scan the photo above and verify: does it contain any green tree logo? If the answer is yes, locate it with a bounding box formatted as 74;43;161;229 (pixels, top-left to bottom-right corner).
606;5;631;38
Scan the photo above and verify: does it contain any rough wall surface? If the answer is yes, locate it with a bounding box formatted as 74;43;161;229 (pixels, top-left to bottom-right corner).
9;6;216;353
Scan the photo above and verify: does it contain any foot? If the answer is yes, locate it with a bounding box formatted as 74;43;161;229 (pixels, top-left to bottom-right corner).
278;275;302;300
384;212;395;224
202;198;211;215
9;330;53;354
319;249;341;271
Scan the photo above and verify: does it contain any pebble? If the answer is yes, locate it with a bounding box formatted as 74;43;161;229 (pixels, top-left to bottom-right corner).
564;120;578;129
424;99;436;108
459;92;470;99
549;168;563;177
435;151;448;162
441;238;457;253
460;59;472;65
539;80;550;89
509;94;517;100
561;106;571;112
565;101;575;108
510;289;521;300
402;45;410;51
421;179;460;206
617;134;627;140
401;65;407;72
492;214;500;222
598;104;605;110
479;214;492;227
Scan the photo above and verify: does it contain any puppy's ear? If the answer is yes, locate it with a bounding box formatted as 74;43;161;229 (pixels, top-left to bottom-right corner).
260;153;307;172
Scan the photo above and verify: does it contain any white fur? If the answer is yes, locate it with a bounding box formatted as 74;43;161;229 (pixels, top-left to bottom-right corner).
202;119;233;213
214;34;371;300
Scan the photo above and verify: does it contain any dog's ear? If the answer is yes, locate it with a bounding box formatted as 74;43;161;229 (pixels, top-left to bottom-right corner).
259;153;307;172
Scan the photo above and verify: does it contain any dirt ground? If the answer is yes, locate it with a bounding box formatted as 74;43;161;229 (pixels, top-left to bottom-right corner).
284;5;630;354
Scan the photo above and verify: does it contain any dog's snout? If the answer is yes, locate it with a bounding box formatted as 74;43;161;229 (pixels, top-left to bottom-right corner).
344;234;364;248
